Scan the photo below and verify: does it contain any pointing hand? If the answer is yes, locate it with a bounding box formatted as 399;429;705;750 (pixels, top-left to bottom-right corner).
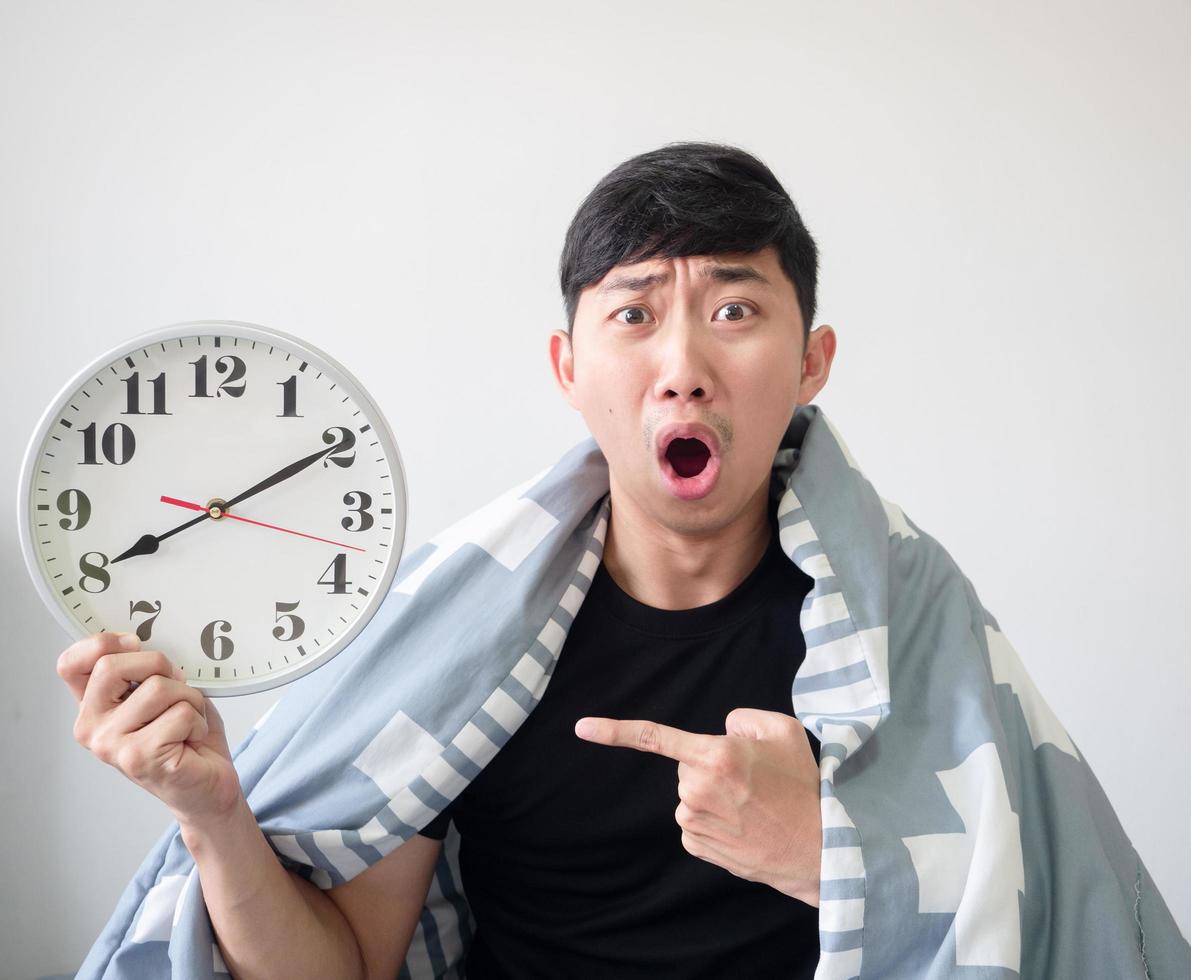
575;707;822;906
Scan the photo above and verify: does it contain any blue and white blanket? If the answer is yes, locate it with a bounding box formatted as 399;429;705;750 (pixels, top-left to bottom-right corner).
78;403;1190;979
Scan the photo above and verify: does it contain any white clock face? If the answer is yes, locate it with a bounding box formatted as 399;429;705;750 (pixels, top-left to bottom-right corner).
19;321;407;696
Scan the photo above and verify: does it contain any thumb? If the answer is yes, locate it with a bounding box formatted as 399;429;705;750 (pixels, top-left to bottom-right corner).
724;707;804;741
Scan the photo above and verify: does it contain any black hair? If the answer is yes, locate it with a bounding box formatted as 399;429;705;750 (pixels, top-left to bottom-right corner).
558;141;819;345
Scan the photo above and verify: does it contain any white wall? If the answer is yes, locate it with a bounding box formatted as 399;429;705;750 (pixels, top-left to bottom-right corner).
2;1;1188;976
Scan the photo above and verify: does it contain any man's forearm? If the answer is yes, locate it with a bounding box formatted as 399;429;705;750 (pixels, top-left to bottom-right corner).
179;794;364;980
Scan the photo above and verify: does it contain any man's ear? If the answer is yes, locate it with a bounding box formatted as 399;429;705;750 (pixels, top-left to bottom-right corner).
548;329;578;409
797;324;837;405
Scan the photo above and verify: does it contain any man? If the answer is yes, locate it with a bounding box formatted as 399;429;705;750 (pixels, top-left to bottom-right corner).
413;142;832;976
60;141;831;977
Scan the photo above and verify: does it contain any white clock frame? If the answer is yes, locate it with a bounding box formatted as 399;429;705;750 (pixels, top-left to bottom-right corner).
16;319;409;696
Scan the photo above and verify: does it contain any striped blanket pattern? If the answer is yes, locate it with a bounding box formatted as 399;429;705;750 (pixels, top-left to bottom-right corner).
78;403;1189;978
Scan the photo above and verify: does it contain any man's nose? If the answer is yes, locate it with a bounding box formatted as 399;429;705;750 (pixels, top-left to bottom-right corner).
651;319;715;404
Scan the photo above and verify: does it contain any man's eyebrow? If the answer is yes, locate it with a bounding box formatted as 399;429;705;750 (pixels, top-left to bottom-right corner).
703;264;772;287
596;272;668;295
596;263;772;295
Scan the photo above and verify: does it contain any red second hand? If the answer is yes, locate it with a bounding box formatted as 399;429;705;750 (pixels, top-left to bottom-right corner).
160;495;366;552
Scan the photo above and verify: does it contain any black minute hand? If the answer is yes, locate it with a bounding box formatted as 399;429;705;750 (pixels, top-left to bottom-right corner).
111;433;345;564
222;435;342;511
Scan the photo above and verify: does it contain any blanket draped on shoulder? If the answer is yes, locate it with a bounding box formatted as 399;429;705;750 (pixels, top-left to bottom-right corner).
78;403;1189;979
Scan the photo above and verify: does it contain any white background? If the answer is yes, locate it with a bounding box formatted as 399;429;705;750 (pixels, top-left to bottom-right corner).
2;2;1188;976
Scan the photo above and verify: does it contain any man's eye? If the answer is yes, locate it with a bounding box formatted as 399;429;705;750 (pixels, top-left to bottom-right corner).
713;301;756;322
614;307;652;325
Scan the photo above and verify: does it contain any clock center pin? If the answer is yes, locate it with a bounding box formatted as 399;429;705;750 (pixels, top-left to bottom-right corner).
206;497;229;520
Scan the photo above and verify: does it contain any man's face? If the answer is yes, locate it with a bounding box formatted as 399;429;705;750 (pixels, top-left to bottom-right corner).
549;244;833;537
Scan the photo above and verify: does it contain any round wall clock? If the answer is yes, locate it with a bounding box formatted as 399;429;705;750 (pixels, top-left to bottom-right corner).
17;320;408;696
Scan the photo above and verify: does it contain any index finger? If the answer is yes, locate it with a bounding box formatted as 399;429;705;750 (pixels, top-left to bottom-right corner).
574;716;716;766
57;631;142;704
79;649;185;720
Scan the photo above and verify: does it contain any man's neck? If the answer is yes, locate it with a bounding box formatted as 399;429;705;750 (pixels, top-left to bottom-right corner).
599;477;774;611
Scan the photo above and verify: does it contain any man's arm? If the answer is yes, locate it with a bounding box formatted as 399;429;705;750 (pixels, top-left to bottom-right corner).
181;796;444;980
326;832;445;979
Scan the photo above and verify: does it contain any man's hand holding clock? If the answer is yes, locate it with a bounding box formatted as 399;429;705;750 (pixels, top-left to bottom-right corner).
58;630;242;827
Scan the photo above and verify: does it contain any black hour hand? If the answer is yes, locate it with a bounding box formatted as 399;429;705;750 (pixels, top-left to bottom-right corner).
112;533;160;563
111;509;210;563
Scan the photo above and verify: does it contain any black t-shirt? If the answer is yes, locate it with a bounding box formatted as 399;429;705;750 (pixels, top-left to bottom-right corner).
419;518;821;978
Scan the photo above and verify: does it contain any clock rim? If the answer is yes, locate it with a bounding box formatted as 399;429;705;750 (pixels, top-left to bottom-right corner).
16;318;410;697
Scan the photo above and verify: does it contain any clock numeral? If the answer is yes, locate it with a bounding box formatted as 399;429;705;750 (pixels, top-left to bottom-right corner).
129;599;163;641
56;488;91;530
80;422;136;465
342;490;374;532
122;371;171;415
272;600;305;641
322;427;356;469
190;354;246;399
276;375;303;417
200;620;234;661
78;552;111;593
318;552;351;594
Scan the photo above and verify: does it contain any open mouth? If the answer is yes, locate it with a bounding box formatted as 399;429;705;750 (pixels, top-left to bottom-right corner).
665;437;712;478
655;423;721;501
